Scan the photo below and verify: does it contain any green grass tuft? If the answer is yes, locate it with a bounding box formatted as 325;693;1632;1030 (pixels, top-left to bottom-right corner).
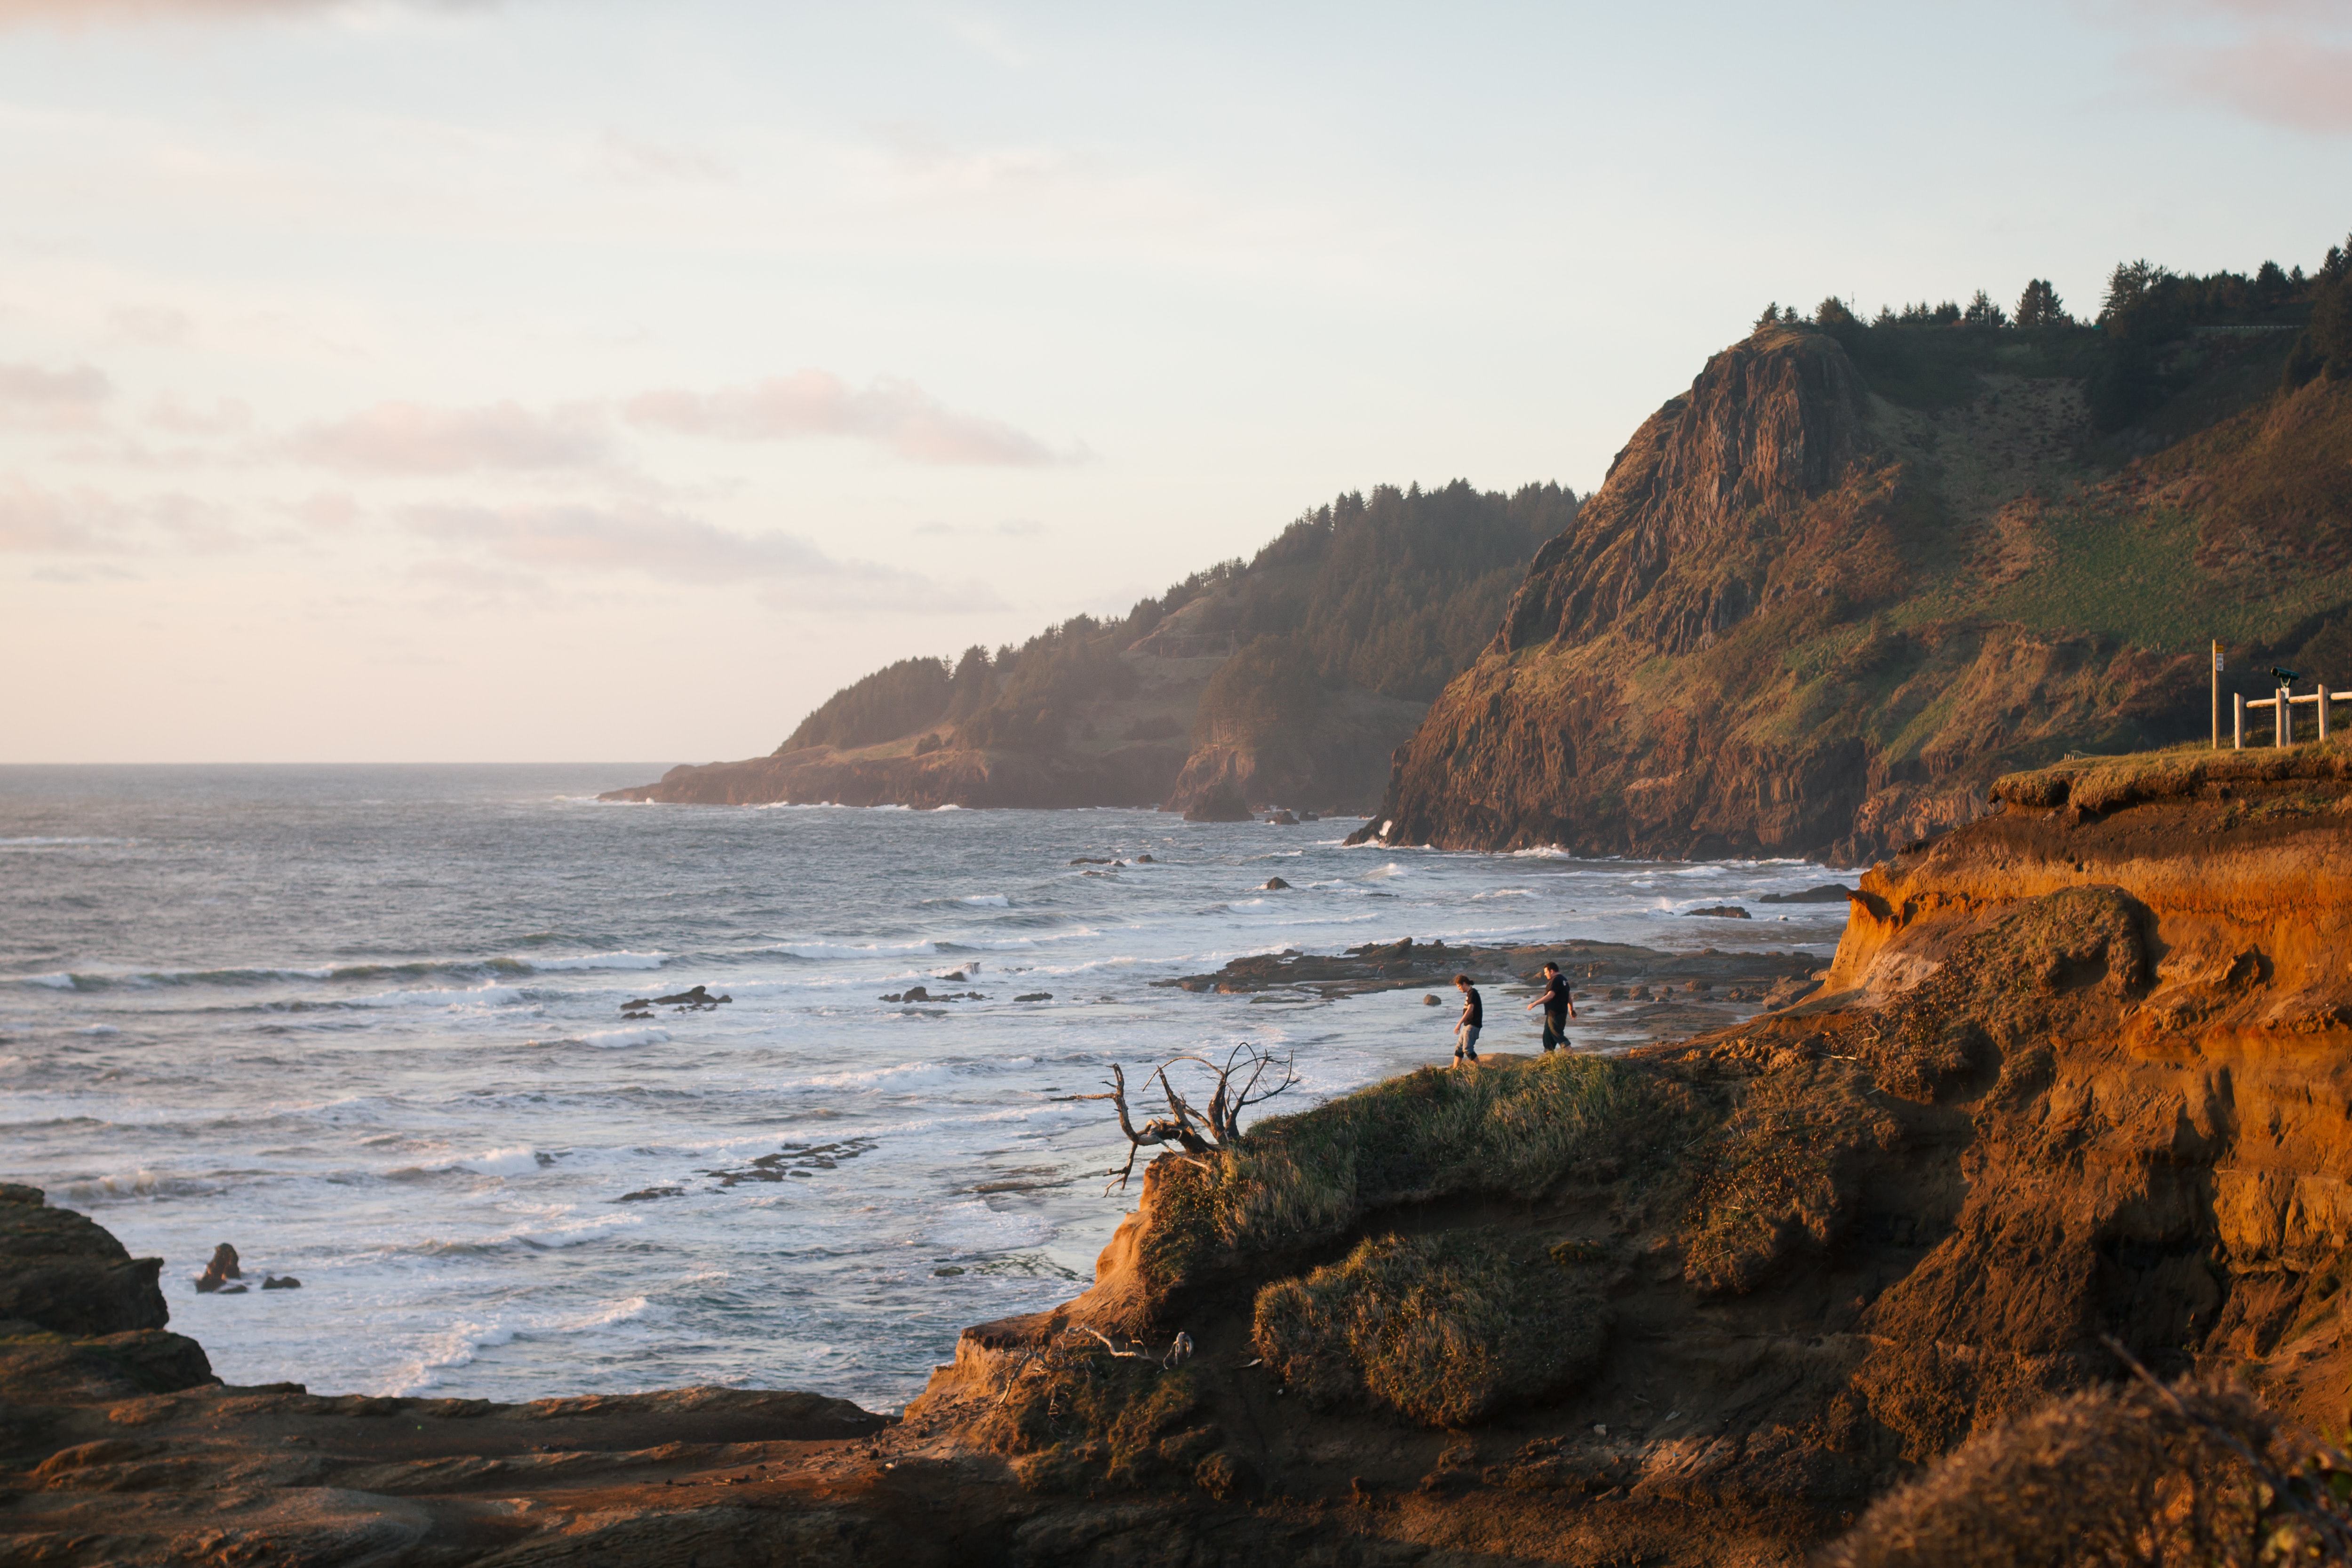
1140;1053;1697;1293
1253;1230;1611;1426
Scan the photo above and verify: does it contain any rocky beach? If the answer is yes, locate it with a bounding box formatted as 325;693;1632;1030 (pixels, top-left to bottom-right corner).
8;746;2348;1564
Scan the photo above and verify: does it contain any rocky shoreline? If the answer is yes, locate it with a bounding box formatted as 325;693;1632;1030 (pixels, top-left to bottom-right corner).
7;747;2349;1565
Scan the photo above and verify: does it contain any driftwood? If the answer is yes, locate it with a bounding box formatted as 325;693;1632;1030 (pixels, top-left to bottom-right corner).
1080;1043;1299;1193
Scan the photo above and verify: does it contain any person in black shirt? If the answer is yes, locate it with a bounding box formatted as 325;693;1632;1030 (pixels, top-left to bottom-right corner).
1451;973;1482;1067
1525;960;1576;1052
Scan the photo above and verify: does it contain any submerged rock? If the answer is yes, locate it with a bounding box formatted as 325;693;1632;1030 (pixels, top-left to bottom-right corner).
1262;876;1291;890
1686;905;1751;919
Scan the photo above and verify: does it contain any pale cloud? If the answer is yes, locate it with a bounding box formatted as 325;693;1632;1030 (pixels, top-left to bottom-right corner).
2144;35;2352;132
623;370;1063;466
2099;0;2352;134
147;394;253;436
0;475;119;552
0;0;479;24
0;361;112;431
598;131;730;184
281;490;361;530
400;499;982;606
286;400;608;473
110;305;193;345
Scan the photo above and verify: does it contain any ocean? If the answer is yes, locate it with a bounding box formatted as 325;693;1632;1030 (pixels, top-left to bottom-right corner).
0;765;1850;1412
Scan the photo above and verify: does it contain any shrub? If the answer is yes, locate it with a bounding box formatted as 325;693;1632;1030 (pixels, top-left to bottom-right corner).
1137;1053;1696;1293
1253;1230;1610;1426
779;656;951;752
1821;1373;2352;1567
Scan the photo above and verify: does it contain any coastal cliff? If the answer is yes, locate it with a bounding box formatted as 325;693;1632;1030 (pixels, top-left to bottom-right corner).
605;480;1578;817
9;749;2349;1563
1355;315;2352;860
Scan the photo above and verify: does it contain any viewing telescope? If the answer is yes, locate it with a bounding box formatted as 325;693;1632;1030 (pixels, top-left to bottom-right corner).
2269;666;2303;684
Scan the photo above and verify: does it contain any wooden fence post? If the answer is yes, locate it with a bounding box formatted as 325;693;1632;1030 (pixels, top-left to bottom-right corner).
2278;684;2290;748
2234;692;2244;750
2211;641;2222;750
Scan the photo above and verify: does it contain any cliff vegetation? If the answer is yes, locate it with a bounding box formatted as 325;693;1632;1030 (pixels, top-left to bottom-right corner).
1359;238;2352;860
605;480;1579;815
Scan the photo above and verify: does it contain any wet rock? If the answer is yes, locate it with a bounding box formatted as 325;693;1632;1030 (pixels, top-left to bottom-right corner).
1015;992;1053;1003
1262;876;1291;890
1686;905;1751;919
1423;994;1441;1005
652;985;731;1009
195;1245;242;1294
1133;854;1155;863
1069;857;1114;865
1268;810;1299;825
1758;883;1857;904
259;1277;302;1290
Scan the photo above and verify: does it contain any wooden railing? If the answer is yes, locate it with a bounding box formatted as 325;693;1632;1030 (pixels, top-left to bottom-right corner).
2233;683;2349;748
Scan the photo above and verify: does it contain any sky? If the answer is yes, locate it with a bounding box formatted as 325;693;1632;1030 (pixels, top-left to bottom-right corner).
0;0;2346;764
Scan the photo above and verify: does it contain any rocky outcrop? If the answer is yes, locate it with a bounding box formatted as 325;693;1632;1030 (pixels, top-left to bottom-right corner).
0;1184;173;1338
11;760;2351;1563
602;739;1188;810
1356;327;2349;860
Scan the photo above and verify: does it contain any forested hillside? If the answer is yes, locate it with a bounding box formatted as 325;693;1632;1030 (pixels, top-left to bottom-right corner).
609;480;1581;812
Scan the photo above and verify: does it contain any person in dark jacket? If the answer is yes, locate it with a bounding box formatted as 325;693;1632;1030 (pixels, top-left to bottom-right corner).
1525;960;1577;1051
1451;973;1482;1067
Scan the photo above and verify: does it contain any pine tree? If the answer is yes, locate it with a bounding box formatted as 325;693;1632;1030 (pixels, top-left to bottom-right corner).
1755;302;1781;330
1962;289;2009;328
2014;279;2068;329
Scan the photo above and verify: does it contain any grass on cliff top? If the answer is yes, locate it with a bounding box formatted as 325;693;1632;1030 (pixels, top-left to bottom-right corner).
1138;1052;1697;1292
1992;740;2352;813
1253;1230;1610;1427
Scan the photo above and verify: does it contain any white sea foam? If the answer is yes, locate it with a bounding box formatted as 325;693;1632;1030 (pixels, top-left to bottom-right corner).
463;1146;547;1176
19;972;75;989
1472;889;1536;899
75;1023;121;1034
579;1027;670;1049
0;836;133;847
1364;863;1407;880
956;894;1011;907
525;951;668;972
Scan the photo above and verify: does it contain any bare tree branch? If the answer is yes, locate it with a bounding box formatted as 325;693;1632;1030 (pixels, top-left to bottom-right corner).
1095;1043;1299;1192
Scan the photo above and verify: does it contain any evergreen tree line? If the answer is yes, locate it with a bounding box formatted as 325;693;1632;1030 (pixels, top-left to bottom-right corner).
780;480;1582;756
1751;226;2351;430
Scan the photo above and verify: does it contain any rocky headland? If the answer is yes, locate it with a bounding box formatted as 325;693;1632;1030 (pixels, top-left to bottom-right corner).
8;748;2351;1564
1355;305;2352;862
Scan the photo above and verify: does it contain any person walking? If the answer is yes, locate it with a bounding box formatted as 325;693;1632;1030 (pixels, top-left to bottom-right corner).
1525;959;1577;1052
1451;973;1483;1067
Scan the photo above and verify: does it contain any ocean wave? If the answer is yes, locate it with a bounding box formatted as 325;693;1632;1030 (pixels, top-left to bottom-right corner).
1363;863;1408;880
952;894;1010;908
73;1024;121;1035
0;835;134;848
459;1146;553;1176
55;1168;224;1204
1471;889;1536;899
18;950;670;995
548;1027;671;1049
523;951;668;972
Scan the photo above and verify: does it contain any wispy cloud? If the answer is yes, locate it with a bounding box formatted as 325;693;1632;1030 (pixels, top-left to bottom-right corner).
598;131;730;184
0;361;113;432
2146;35;2352;132
0;475;119;552
0;0;481;24
400;498;987;607
623;370;1064;466
286;400;608;474
110;305;193;345
2100;0;2352;134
